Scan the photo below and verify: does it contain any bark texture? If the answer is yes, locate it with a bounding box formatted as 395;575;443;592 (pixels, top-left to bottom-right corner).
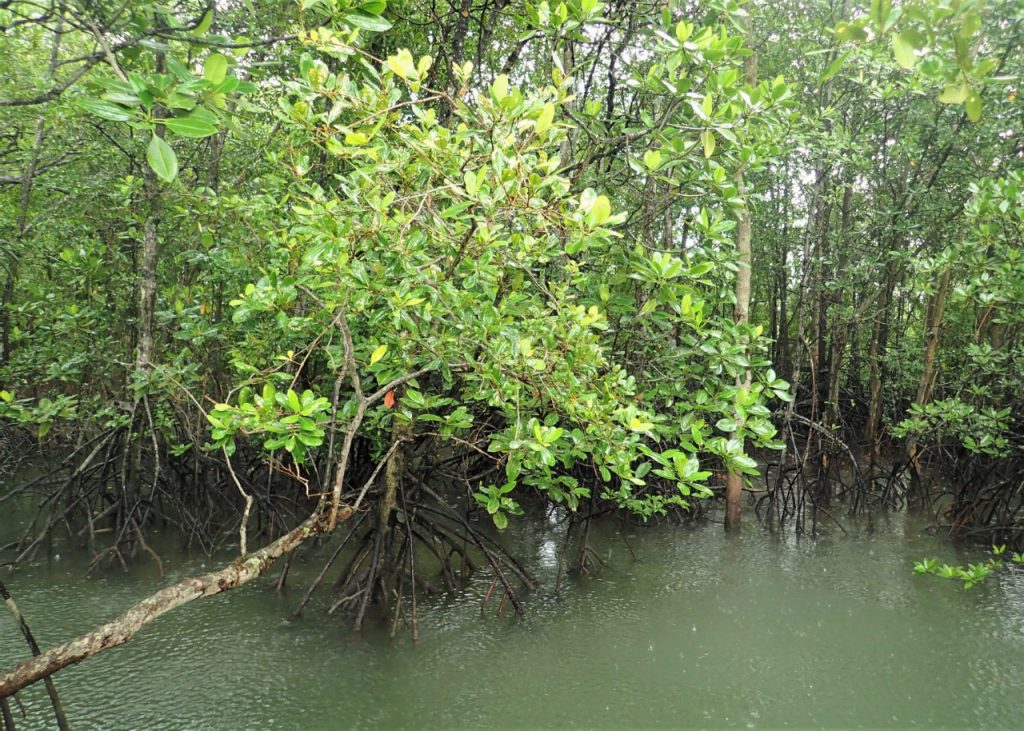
0;509;344;698
724;13;756;533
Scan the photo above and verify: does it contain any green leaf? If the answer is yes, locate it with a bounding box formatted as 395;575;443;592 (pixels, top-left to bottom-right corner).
535;102;555;135
492;511;508;530
965;91;982;122
683;455;700;478
701;129;716;158
628;416;655;432
464;169;479;195
102;92;144;107
79;98;133;122
588;195;611;226
146;134;178;182
193;9;214;36
643;149;662;170
834;21;868;42
164;109;219;138
819;52;849;83
387;49;417;79
892;32;917;70
344;12;393;32
688;261;714;277
903;27;927;48
204;53;228;84
938;81;968;104
370;344;388;365
492;74;509;102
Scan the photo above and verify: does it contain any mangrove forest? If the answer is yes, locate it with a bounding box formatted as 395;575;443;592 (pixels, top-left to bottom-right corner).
1;0;1023;727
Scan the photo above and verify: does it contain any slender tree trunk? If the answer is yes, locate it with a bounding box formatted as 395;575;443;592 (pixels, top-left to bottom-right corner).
436;0;473;124
134;87;164;378
378;421;409;537
905;268;952;483
724;15;757;532
724;191;752;532
777;235;790;379
865;262;897;469
824;184;853;430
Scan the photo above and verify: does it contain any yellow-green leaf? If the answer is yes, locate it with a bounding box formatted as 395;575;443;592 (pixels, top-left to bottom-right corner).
589;195;611;226
965;91;982;122
204;53;228;84
629;417;655;432
193;9;214;36
492;74;509;102
464;170;479;195
370;344;388;365
387;49;416;80
702;129;716;158
938;81;969;104
892;32;917;70
643;149;662;170
417;55;433;78
535;102;555;135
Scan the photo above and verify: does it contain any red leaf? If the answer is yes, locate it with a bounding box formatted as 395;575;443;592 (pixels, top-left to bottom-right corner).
384;390;396;408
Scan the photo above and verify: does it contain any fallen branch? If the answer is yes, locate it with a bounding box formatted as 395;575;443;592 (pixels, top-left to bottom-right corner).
0;506;350;698
0;580;70;727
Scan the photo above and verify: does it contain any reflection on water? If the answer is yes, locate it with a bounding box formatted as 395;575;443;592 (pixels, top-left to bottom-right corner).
2;509;1023;729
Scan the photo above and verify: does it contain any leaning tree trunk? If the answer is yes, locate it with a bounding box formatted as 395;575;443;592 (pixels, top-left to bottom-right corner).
0;580;70;729
0;333;422;697
0;510;334;698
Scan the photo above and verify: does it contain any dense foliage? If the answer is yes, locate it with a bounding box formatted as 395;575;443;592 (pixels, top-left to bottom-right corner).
1;0;1022;577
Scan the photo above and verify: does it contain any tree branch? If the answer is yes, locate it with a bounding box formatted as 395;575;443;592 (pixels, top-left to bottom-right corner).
0;508;337;698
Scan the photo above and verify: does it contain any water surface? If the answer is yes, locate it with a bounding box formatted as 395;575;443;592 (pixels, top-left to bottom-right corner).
2;509;1022;729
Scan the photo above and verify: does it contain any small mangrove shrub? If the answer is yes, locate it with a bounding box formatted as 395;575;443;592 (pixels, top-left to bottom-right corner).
914;545;1024;589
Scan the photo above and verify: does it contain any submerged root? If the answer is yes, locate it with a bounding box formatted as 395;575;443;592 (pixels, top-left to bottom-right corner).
293;474;535;632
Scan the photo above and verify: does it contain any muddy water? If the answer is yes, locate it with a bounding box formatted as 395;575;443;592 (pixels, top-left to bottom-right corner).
2;509;1023;729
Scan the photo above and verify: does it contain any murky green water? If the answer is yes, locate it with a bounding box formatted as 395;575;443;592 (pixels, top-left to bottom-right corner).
2;508;1023;729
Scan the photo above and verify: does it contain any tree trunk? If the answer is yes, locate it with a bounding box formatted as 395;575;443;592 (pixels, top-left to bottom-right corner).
905;268;952;483
134;69;165;378
824;184;854;430
724;191;752;532
865;262;897;468
378;421;409;537
725;15;757;532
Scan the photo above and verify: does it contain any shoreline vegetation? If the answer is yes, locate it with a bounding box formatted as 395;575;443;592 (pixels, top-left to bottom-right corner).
1;0;1022;712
